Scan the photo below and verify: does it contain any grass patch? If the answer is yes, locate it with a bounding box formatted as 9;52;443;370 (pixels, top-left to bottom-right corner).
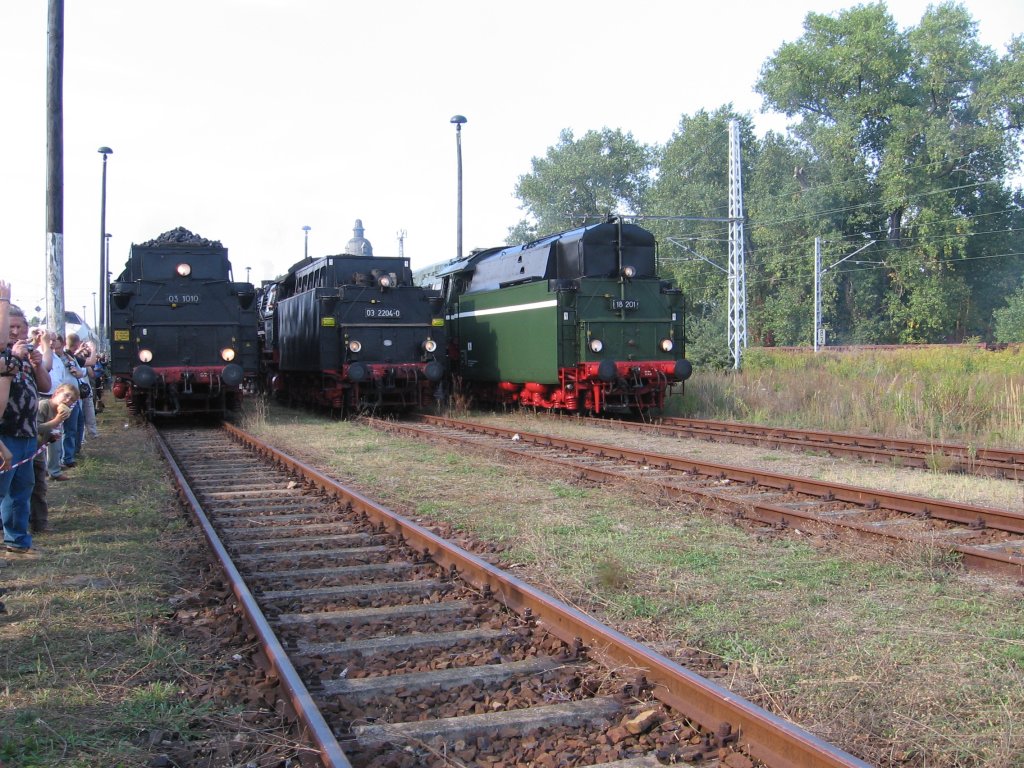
0;404;194;765
674;346;1024;449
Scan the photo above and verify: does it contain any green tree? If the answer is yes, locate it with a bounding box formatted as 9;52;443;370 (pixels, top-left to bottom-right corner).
756;2;1024;342
744;129;880;346
509;128;653;244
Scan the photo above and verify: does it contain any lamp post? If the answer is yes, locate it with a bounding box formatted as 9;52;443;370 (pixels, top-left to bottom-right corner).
92;292;97;336
302;225;311;259
97;146;112;351
450;115;467;259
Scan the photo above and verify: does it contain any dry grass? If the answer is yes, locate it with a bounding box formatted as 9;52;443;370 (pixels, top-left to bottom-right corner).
243;398;1024;767
678;346;1024;450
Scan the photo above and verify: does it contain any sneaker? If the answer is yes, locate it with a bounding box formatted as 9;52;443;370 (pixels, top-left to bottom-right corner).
4;545;39;557
51;474;71;482
61;461;76;469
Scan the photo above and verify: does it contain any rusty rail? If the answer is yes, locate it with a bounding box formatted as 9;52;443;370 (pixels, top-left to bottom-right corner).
646;416;1024;480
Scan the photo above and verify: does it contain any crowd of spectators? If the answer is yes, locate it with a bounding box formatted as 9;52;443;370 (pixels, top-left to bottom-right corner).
1;280;107;558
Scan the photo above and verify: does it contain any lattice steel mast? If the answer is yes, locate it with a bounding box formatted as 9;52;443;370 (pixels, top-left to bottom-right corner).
727;120;747;369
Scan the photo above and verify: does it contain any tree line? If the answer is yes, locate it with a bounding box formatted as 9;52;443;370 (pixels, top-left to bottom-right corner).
507;2;1024;367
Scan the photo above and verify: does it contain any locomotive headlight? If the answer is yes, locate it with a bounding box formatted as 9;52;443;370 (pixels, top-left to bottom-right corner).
348;340;362;353
378;274;393;288
176;263;192;277
221;347;236;362
660;338;674;352
138;348;154;363
589;338;604;353
423;338;438;353
621;265;637;279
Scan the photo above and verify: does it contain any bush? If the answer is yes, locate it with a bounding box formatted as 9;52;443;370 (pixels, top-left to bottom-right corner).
993;284;1024;342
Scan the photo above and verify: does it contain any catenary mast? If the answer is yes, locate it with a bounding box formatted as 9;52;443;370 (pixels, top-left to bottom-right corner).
727;119;747;369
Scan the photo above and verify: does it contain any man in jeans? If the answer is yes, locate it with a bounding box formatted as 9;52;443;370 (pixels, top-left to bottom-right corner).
67;335;99;442
1;295;53;556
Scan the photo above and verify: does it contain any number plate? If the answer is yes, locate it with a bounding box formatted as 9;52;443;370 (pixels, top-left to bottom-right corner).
365;308;402;318
610;299;639;310
167;295;201;304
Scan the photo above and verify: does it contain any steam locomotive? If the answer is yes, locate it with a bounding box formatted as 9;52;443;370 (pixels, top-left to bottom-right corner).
432;218;691;414
257;220;447;414
108;227;259;418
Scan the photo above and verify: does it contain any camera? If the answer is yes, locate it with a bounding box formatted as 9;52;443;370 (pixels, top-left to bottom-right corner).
0;346;13;366
25;343;35;352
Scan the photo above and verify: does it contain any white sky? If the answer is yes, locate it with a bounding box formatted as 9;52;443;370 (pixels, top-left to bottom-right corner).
2;0;1021;327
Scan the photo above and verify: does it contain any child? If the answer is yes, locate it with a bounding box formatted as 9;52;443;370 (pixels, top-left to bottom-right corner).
31;383;78;534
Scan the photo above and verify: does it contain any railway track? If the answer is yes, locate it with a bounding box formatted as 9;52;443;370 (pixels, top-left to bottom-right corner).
562;415;1024;481
375;415;1024;578
154;423;869;768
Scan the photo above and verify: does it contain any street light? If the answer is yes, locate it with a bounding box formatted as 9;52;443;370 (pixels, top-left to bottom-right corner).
450;115;467;259
302;225;311;259
98;146;112;352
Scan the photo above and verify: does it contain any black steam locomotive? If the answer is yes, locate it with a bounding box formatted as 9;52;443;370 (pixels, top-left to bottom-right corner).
258;221;447;414
108;227;259;418
430;218;691;415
